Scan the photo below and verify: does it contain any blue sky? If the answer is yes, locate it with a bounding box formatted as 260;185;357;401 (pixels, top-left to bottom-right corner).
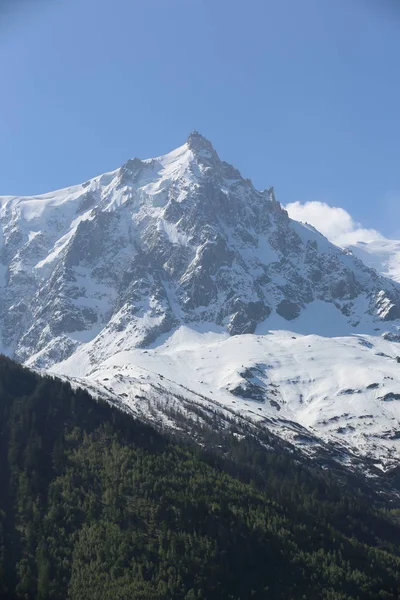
1;0;400;236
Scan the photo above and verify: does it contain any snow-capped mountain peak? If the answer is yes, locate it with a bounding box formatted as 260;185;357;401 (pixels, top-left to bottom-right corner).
2;135;400;366
3;135;400;472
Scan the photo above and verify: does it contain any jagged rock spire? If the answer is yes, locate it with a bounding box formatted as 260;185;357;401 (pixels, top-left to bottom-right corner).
267;186;276;203
187;130;216;155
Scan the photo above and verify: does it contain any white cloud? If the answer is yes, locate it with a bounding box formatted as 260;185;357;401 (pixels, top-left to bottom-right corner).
285;201;385;247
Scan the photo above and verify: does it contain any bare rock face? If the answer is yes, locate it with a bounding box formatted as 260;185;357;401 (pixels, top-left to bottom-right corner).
1;132;400;367
276;300;301;321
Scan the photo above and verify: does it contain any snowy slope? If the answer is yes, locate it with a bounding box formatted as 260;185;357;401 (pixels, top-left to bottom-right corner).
51;322;400;470
3;132;400;469
348;240;400;283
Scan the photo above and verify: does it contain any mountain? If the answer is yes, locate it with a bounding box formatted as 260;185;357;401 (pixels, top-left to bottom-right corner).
2;356;400;599
2;132;400;472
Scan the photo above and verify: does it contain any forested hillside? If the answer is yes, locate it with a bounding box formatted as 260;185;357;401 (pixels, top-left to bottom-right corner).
1;356;400;600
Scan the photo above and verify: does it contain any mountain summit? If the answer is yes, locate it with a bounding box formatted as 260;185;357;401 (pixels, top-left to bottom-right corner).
186;129;217;154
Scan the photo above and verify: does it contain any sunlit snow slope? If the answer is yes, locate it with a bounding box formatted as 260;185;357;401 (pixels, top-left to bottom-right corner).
52;322;400;470
348;240;400;284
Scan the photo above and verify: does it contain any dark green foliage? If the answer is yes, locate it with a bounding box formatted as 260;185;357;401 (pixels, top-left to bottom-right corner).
0;355;400;599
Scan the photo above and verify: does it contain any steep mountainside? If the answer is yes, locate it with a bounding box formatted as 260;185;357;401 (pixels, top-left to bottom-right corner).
2;356;400;600
2;132;400;470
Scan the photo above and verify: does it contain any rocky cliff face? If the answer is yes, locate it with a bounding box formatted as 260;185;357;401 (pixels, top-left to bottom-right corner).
1;132;400;369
